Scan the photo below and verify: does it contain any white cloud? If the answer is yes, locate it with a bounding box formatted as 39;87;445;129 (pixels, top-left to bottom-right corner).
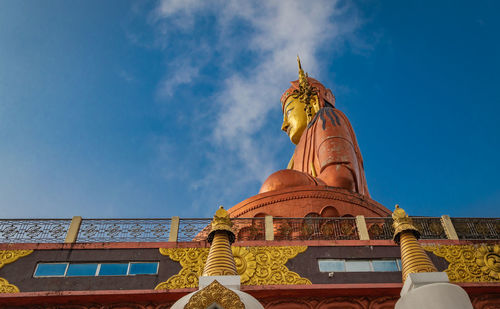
151;0;363;212
157;60;199;97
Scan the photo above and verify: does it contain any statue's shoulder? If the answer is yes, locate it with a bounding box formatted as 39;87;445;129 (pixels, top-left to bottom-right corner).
309;107;342;129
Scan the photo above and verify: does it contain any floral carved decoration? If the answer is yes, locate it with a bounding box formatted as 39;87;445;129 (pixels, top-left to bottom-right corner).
184;280;245;309
424;244;500;282
0;249;33;293
155;246;310;290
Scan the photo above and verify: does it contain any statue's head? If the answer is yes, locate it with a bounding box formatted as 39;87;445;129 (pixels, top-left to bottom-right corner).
280;57;336;145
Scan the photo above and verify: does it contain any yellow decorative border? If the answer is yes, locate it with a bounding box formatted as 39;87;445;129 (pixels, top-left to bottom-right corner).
424;244;500;282
155;246;311;290
0;250;33;293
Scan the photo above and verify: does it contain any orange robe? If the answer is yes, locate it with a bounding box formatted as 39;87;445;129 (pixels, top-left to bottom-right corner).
291;107;370;197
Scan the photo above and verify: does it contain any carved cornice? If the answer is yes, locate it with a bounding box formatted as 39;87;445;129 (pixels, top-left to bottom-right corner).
184;280;244;309
2;295;499;309
230;187;390;217
424;244;500;282
262;296;399;309
155;246;311;290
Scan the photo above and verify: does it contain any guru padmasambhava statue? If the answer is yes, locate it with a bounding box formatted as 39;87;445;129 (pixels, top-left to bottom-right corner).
259;57;369;197
229;57;389;218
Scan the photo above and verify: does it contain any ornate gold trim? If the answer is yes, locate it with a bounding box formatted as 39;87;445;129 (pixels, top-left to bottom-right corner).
0;250;33;269
0;250;33;293
424;244;500;282
156;247;209;289
184;280;244;309
0;277;20;293
155;246;311;290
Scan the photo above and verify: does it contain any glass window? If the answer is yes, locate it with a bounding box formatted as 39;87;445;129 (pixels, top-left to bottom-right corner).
345;260;371;272
66;264;98;277
318;259;345;272
129;262;158;275
98;263;128;276
396;259;402;271
372;260;399;272
34;263;68;277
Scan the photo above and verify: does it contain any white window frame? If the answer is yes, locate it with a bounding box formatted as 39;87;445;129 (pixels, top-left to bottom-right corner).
128;262;159;276
34;261;160;278
65;263;99;277
97;263;129;276
318;258;402;273
33;262;69;278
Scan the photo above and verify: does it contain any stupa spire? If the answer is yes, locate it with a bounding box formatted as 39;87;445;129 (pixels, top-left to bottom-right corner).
202;206;237;276
392;205;437;282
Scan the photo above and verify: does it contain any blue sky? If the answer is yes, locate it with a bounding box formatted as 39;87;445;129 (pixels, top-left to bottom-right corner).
0;0;498;219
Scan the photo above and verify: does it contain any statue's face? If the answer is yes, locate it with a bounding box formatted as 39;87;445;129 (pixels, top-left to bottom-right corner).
281;96;307;145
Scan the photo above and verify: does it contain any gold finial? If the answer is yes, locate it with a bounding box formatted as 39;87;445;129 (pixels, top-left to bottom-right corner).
203;206;238;276
392;205;437;282
297;55;305;80
208;206;234;243
292;56;318;123
392;204;419;244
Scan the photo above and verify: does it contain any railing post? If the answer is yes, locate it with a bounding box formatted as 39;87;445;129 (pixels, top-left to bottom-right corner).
265;216;274;241
169;216;180;242
355;215;370;240
64;216;82;244
440;215;459;240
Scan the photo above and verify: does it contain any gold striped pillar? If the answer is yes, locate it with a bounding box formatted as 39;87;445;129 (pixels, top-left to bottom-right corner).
392;205;437;282
399;230;437;281
203;231;237;276
202;206;237;277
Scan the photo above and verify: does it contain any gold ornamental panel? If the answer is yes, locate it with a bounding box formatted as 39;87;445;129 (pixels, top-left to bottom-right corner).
184;280;245;309
155;246;311;290
0;277;20;293
0;249;33;293
0;250;33;269
424;244;500;282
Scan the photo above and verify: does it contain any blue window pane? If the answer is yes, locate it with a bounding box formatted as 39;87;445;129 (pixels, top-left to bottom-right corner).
397;259;402;271
99;263;128;276
35;263;67;277
318;260;345;272
129;262;158;275
66;264;98;276
372;260;399;272
345;260;371;272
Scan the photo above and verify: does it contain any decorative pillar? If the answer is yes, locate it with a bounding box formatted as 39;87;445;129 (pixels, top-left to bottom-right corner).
265;215;274;241
393;205;473;309
355;215;370;240
440;215;459;240
168;216;180;242
64;216;82;244
202;207;237;276
392;205;437;282
171;206;264;309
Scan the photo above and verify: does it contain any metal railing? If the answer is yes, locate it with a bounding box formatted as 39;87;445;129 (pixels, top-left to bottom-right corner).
273;217;358;240
0;219;71;243
451;217;500;240
412;217;447;239
77;219;171;243
365;217;394;240
0;216;498;244
178;218;212;242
